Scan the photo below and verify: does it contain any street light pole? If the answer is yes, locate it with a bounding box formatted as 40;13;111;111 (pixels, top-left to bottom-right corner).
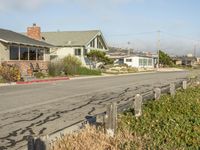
157;30;161;68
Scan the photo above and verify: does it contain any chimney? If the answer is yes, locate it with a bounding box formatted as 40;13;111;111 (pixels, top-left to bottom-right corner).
27;23;41;40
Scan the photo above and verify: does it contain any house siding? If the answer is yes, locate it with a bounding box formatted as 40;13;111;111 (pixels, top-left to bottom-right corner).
0;42;9;63
50;47;90;66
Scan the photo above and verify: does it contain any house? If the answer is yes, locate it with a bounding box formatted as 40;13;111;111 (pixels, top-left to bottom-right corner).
181;56;197;66
26;24;108;67
121;54;157;68
0;28;52;75
172;57;182;65
172;55;199;67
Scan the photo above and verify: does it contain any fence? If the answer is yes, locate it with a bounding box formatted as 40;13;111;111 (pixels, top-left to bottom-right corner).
28;79;190;150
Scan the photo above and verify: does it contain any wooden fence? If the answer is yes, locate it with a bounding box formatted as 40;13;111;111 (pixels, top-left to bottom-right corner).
28;79;190;150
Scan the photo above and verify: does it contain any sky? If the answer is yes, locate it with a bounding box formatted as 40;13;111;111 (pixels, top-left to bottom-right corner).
0;0;200;56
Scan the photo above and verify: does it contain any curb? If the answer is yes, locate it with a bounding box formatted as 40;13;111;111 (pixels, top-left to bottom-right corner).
16;77;70;85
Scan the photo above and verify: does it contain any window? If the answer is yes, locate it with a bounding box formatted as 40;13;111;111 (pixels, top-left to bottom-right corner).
37;49;44;60
20;47;28;60
75;49;81;56
90;40;95;48
126;59;132;62
29;47;37;60
83;49;88;55
10;46;19;60
139;58;143;66
148;58;153;66
97;37;103;49
143;59;147;66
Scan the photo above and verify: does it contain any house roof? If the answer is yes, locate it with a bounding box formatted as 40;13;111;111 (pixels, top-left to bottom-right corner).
41;30;101;47
0;28;52;48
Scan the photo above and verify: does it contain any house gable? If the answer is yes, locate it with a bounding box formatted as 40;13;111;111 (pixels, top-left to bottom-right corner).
86;32;108;50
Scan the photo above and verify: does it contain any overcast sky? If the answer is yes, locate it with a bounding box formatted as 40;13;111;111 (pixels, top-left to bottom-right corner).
0;0;200;56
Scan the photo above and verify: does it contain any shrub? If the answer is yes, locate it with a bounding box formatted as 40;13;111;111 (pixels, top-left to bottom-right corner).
48;61;64;77
77;67;101;75
0;64;21;82
63;55;82;75
34;72;46;79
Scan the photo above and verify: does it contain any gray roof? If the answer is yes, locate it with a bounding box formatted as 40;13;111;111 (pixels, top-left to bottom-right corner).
0;28;52;48
41;30;100;47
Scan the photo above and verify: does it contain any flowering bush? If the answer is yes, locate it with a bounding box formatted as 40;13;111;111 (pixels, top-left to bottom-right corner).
0;64;21;82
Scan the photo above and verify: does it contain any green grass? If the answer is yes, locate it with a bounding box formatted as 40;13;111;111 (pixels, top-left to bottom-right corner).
119;86;200;149
77;67;101;76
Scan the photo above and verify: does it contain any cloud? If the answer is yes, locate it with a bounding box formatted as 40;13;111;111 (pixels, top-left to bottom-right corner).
0;0;63;12
0;0;141;12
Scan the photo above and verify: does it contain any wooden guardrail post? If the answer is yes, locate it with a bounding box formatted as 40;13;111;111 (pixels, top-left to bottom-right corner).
154;88;161;100
182;80;187;90
28;136;47;150
170;83;175;97
134;94;143;117
105;102;117;137
28;136;35;150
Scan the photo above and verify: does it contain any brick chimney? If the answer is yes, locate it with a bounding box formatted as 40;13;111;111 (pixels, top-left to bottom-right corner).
27;23;41;40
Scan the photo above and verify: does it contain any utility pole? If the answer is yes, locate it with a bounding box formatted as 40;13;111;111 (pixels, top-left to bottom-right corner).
157;30;161;68
194;44;196;57
127;41;131;56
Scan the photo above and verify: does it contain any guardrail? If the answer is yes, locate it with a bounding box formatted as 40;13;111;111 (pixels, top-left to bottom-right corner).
27;79;191;150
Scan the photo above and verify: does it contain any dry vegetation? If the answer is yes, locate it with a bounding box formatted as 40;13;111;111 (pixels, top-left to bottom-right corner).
50;125;143;150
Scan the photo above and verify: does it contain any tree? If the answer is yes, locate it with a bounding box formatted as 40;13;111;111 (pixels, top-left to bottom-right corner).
86;50;113;68
159;50;174;67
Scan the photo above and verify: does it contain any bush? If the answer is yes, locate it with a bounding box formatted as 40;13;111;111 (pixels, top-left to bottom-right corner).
34;72;46;79
0;64;21;82
77;67;101;75
48;61;64;77
63;55;82;75
48;55;101;76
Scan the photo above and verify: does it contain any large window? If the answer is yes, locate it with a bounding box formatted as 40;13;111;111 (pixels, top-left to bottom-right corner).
75;49;81;56
10;46;19;60
20;47;28;60
9;45;44;61
37;49;44;60
90;40;95;48
143;59;147;66
139;58;143;66
148;58;153;66
29;48;37;60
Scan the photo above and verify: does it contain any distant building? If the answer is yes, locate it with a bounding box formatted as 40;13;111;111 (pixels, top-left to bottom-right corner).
123;54;157;68
172;56;198;67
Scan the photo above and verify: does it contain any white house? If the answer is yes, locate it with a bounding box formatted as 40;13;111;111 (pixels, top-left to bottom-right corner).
122;54;157;68
25;24;108;67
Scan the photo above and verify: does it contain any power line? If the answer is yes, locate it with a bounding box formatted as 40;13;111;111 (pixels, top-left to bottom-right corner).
107;31;157;37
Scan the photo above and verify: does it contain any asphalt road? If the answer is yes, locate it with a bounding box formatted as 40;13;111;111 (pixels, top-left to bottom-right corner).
0;71;190;149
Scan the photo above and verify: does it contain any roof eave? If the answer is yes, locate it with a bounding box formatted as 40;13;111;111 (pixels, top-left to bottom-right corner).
2;40;53;48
